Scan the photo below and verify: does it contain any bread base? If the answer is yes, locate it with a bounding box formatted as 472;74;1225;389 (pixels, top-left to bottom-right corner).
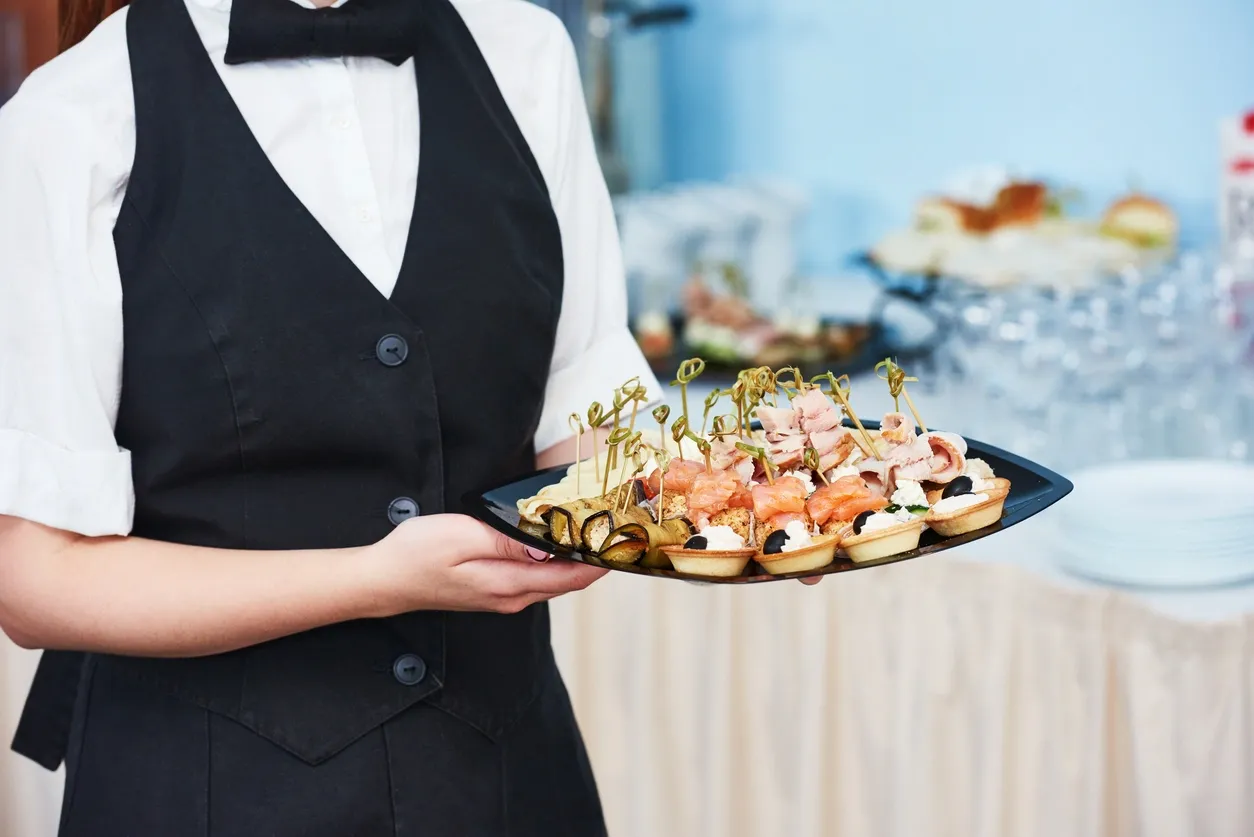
840;521;924;563
663;548;756;578
755;535;839;575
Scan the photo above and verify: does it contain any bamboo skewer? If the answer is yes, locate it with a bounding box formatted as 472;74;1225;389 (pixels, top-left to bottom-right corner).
875;358;927;433
587;403;608;482
602;427;631;499
671;417;689;461
670;358;706;440
701;389;722;437
620;377;648;436
736;442;774;485
568;413;585;495
613;432;642;510
804;446;830;485
652;447;672;524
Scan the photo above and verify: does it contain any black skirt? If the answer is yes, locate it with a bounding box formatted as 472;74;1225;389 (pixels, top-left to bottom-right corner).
57;657;607;837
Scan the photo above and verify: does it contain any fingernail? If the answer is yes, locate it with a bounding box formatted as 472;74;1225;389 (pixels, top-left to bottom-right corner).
525;546;551;562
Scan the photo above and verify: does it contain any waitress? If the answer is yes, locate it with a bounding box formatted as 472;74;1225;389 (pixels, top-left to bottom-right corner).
0;0;656;832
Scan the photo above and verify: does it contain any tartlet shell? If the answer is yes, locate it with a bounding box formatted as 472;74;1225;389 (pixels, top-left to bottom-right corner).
660;546;757;578
924;477;1010;506
925;484;1010;538
755;534;840;575
839;519;925;563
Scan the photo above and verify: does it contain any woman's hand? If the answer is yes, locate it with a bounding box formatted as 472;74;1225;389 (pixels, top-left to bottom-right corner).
367;514;608;616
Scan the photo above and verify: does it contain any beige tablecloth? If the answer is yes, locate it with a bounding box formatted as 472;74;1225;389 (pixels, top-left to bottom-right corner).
5;555;1254;837
550;558;1254;837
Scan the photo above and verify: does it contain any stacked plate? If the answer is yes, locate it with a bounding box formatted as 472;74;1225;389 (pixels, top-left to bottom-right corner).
1052;460;1254;589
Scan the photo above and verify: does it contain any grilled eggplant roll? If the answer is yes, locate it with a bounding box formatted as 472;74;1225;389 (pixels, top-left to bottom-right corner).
600;519;694;568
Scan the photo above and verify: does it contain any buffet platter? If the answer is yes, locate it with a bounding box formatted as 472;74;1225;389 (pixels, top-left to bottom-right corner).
466;360;1073;583
633;271;931;385
864;180;1177;292
642;314;913;386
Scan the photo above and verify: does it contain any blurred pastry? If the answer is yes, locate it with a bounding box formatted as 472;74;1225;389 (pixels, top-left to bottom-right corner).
990;181;1048;229
870;229;943;274
1100;194;1178;250
634;311;674;361
916;197;997;234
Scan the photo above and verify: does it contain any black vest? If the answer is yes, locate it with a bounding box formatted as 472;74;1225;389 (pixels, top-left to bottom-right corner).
16;0;566;772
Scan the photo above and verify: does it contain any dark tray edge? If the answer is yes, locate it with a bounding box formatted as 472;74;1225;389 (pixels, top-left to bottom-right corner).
463;425;1074;584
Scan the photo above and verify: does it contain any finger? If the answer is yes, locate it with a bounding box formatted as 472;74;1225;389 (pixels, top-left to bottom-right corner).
452;521;551;566
489;527;552;562
465;558;608;597
798;576;823;586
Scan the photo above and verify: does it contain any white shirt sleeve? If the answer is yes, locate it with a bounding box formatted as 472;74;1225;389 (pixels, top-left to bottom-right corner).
532;20;662;454
0;51;136;537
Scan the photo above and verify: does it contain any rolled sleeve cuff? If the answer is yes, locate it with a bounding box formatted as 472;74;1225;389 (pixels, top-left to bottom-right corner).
535;329;664;453
0;428;134;537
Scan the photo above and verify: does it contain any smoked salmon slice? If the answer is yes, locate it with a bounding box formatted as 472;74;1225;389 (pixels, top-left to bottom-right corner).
806;476;888;526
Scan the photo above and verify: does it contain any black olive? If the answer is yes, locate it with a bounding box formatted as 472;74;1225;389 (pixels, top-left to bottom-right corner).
852;509;875;535
762;529;789;555
683;535;709;550
942;476;974;499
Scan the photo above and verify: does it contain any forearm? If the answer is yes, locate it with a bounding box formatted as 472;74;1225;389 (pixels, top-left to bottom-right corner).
0;517;391;658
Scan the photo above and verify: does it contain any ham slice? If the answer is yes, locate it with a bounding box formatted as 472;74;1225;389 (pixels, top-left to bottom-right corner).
756;405;799;435
885;433;932;465
793;389;842;433
811;429;856;473
928;430;967;456
808;428;849;456
923;431;967;484
892;458;934;484
708;431;766;471
709;438;740;471
880;412;916;445
767;433;807;469
858;459;894;498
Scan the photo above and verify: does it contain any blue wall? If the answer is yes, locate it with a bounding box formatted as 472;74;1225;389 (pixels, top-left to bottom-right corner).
653;0;1254;273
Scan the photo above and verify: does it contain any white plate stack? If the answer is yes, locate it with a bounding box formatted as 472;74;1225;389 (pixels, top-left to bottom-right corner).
1052;460;1254;589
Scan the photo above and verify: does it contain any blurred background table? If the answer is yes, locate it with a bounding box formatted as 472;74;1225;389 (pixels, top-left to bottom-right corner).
551;537;1254;837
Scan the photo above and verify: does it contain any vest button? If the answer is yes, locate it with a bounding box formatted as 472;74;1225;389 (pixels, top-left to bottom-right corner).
392;654;427;687
388;497;420;525
375;334;409;367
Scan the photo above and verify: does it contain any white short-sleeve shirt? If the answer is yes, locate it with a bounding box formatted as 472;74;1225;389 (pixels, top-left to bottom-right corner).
0;0;659;537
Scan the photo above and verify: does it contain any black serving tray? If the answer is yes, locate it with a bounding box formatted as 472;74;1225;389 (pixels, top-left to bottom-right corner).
852;252;944;304
641;316;933;388
464;421;1073;584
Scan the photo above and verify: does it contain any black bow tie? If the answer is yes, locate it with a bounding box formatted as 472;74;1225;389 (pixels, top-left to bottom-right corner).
224;0;423;66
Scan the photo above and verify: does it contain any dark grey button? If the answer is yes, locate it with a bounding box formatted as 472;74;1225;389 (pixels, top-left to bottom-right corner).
388;497;420;525
392;654;427;687
375;334;409;367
